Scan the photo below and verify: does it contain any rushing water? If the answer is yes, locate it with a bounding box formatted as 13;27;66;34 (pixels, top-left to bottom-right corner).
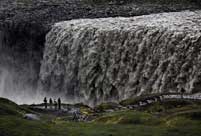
0;30;43;104
39;10;201;106
1;10;201;105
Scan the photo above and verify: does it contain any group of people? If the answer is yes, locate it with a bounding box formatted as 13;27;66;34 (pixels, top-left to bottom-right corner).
43;97;62;110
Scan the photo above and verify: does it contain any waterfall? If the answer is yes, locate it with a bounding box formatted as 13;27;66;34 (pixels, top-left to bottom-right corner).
1;10;201;105
39;10;201;105
0;30;43;104
0;31;6;97
0;68;7;96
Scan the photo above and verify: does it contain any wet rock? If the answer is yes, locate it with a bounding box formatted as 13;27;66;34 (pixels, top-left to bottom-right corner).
24;113;40;121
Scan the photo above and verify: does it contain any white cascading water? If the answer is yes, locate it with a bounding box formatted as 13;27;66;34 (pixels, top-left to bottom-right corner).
39;10;201;106
0;30;45;104
1;10;201;105
0;68;7;96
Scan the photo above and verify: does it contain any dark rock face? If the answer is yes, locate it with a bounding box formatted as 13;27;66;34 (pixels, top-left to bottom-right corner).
0;0;200;103
1;0;200;36
40;11;201;105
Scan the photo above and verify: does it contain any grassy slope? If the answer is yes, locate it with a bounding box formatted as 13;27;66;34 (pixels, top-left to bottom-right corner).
0;97;201;136
0;98;28;116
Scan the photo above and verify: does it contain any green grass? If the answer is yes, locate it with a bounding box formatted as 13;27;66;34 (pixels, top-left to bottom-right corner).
139;99;196;113
163;116;201;136
0;115;166;136
1;114;201;136
94;102;120;112
93;110;161;125
0;98;26;116
1;97;201;136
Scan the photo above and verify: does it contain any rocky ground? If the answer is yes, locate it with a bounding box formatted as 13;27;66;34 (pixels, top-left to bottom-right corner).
1;0;200;29
1;96;201;136
23;93;201;122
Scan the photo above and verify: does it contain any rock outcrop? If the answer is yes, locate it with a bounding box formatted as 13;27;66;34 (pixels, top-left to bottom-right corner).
40;10;201;105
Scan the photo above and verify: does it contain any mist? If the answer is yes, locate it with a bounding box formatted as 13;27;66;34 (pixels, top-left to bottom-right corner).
0;32;78;105
0;30;43;104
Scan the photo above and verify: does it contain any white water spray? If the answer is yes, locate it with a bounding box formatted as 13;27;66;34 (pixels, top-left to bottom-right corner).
1;11;201;105
0;31;44;104
40;10;201;105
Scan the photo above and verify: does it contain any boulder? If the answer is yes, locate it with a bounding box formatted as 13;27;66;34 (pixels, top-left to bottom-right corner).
24;113;40;121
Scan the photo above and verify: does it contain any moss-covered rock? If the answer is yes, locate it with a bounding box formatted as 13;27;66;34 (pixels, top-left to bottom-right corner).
0;97;23;116
94;102;122;112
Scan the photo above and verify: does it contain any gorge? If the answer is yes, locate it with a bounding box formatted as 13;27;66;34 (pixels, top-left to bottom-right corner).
0;0;201;105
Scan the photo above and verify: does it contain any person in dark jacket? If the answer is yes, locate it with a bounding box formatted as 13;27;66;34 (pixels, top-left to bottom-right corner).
49;98;53;109
181;88;186;99
43;97;47;109
58;98;61;110
54;99;57;110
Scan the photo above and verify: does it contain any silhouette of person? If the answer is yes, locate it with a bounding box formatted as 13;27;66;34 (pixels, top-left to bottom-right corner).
58;98;61;110
49;98;53;109
181;88;186;99
73;111;78;121
43;97;47;109
181;88;186;94
54;99;57;110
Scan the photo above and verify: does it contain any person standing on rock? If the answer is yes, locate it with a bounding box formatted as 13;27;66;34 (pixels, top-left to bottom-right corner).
180;88;186;99
58;98;61;110
49;98;53;109
43;97;47;109
54;99;57;110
